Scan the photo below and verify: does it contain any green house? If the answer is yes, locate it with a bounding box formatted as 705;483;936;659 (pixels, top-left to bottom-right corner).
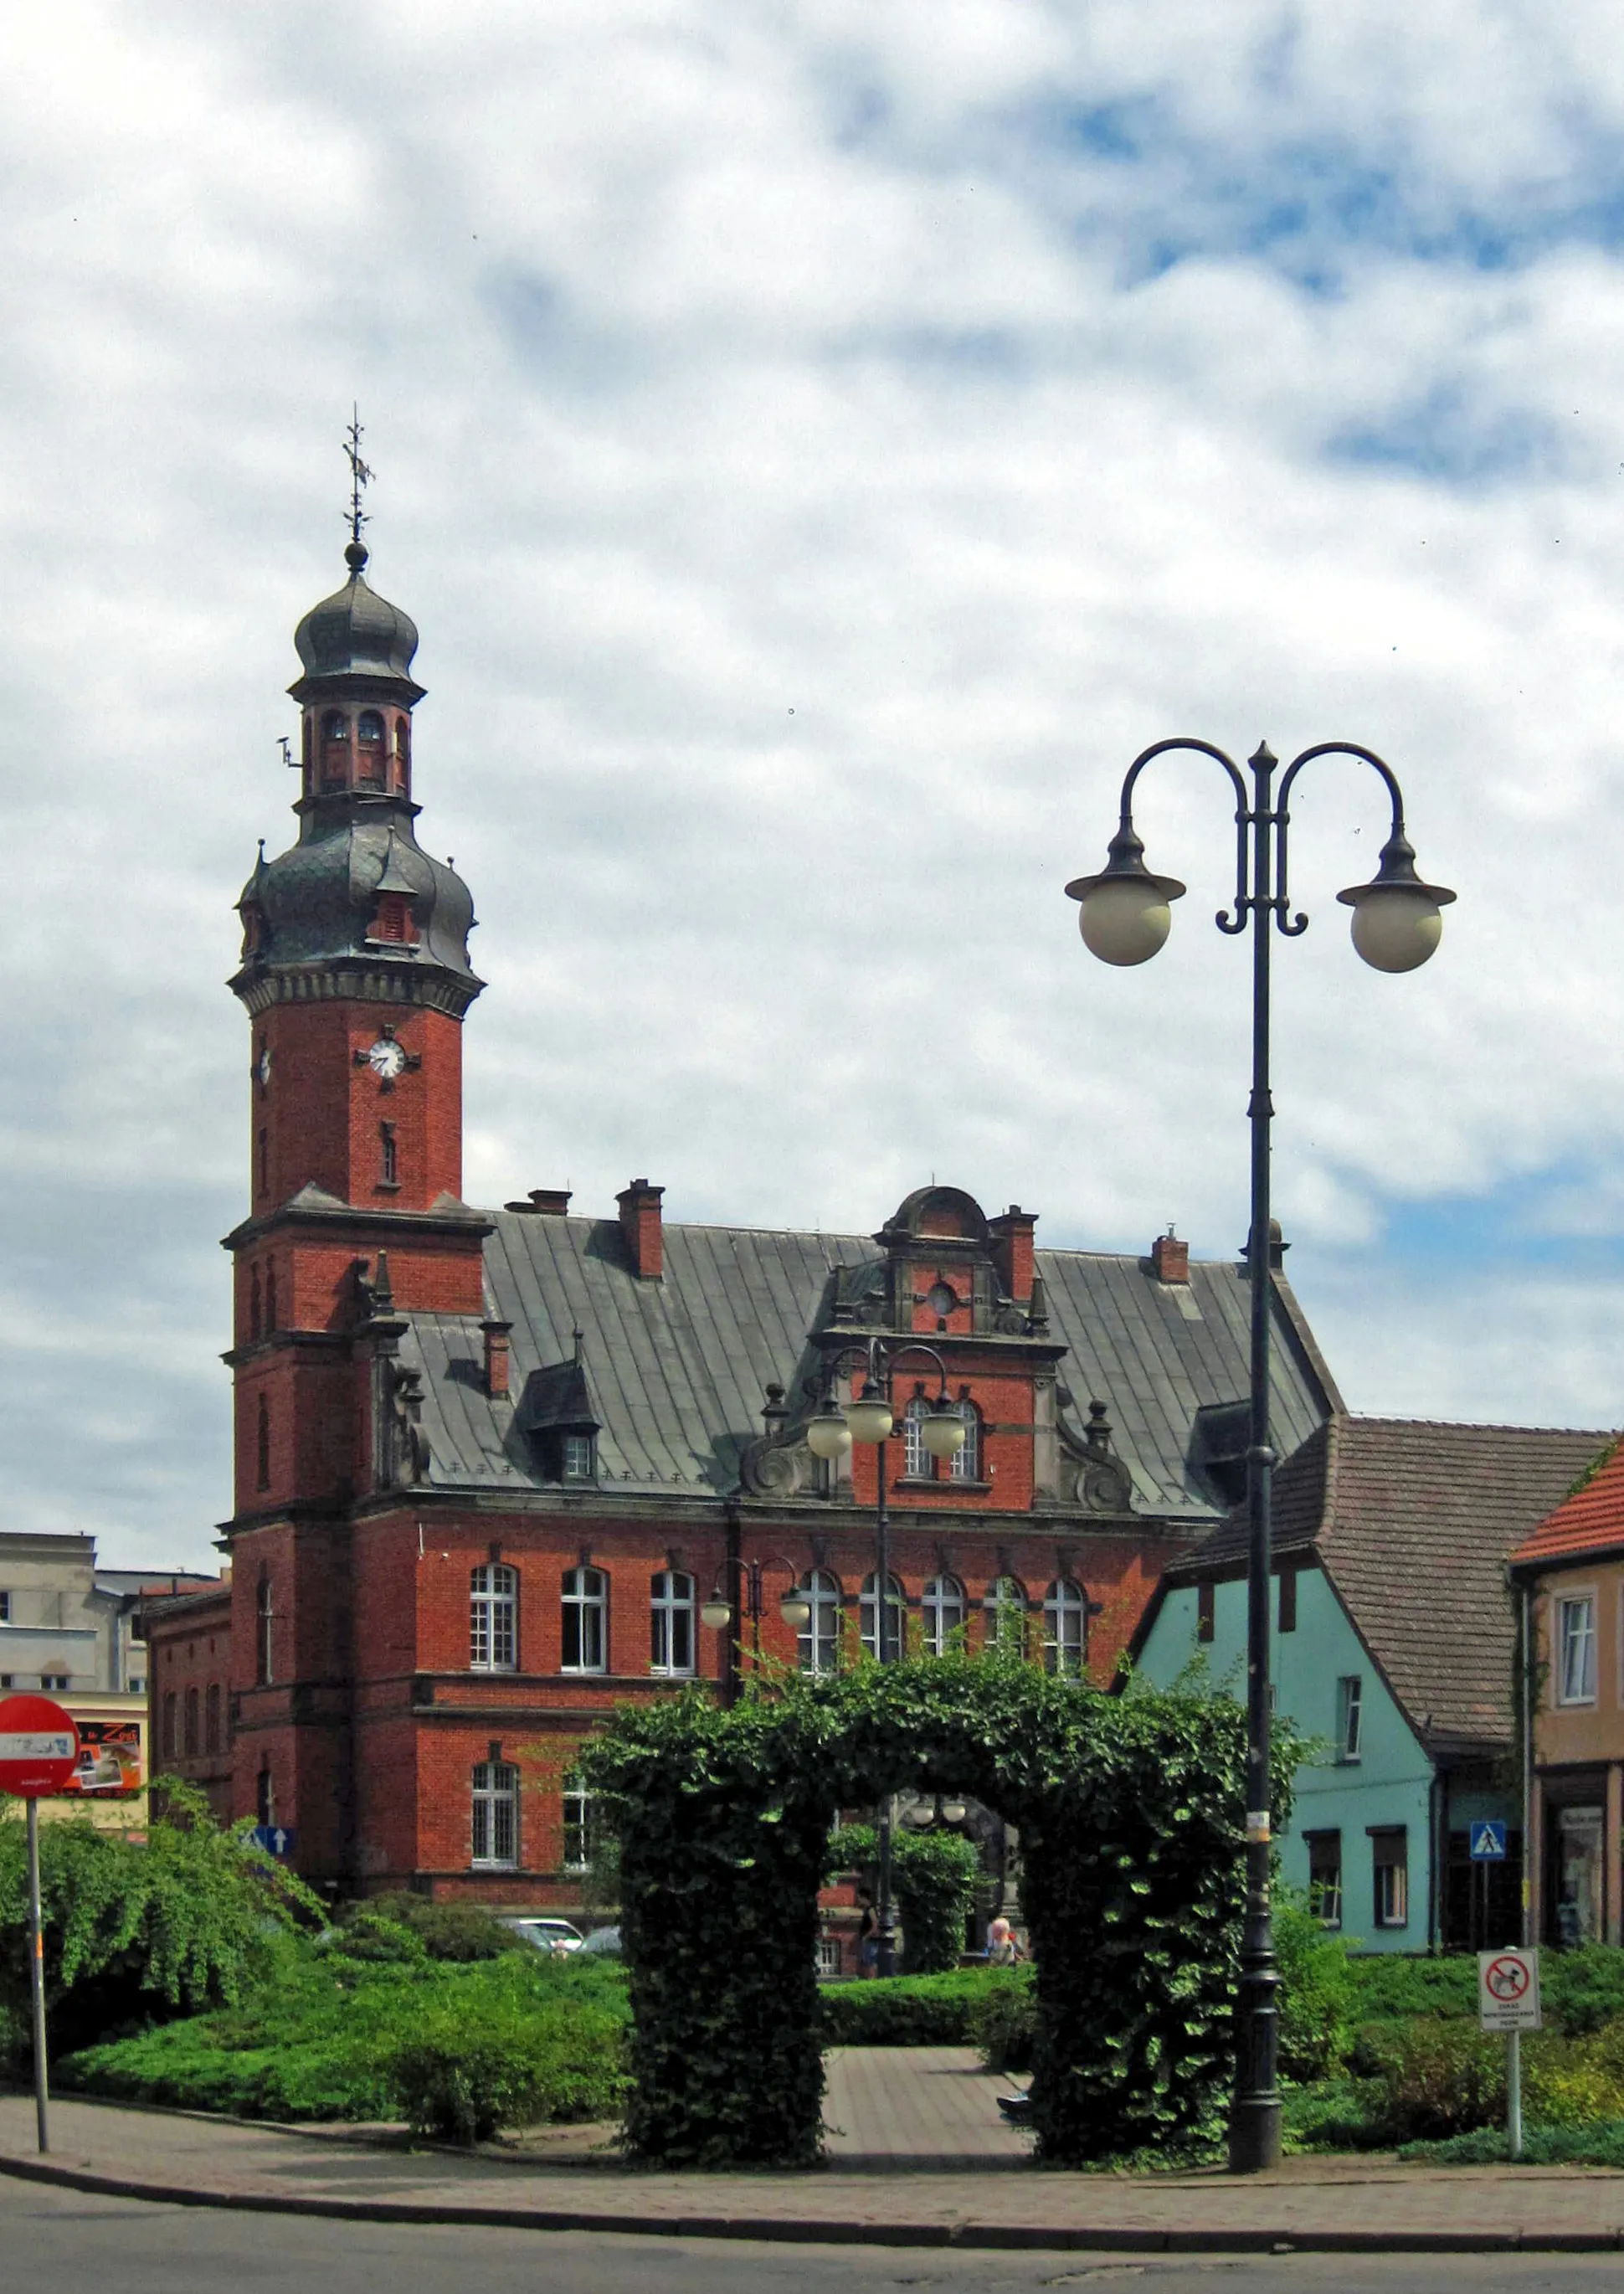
1132;1416;1604;1951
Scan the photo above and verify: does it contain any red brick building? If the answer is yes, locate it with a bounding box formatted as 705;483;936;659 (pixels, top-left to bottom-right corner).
147;533;1339;1910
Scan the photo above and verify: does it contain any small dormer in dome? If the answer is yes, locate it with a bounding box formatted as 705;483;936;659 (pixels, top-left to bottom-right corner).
290;540;424;700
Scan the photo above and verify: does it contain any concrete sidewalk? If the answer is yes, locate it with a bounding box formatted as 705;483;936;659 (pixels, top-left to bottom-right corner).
2;2054;1622;2255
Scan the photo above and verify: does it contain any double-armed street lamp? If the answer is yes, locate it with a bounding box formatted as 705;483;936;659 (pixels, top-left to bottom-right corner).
702;1555;810;1700
1066;738;1454;2176
804;1340;967;1976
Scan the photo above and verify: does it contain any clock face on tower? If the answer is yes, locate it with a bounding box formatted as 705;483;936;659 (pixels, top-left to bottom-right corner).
365;1036;409;1082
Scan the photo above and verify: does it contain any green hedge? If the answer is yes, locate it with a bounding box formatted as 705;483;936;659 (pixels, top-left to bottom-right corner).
819;1968;1023;2046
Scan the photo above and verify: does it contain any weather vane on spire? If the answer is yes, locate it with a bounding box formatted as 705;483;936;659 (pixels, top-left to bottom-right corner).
343;405;373;554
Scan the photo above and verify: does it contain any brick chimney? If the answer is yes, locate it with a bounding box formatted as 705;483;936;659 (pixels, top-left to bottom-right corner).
617;1178;665;1281
1150;1227;1189;1284
481;1319;512;1397
989;1205;1037;1304
504;1187;572;1215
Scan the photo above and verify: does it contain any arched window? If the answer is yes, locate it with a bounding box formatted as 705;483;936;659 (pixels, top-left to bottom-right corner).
249;1264;262;1341
561;1566;607;1674
470;1563;518;1671
1043;1579;1088;1675
471;1760;519;1868
265;1263;277;1332
796;1569;842;1674
255;1394;270;1490
204;1683;222;1755
393;716;411;789
948;1402;981;1482
902;1396;929;1479
859;1571;906;1663
255;1572;274;1685
183;1685;199;1756
983;1574;1027;1658
922;1574;966;1656
650;1570;695;1675
322;710;347;743
562;1772;594;1870
357;709;385;762
162;1690;177;1760
255;1767;274;1829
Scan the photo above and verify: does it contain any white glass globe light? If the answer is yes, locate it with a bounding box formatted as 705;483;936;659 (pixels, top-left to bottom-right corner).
921;1402;967;1458
779;1591;812;1628
1347;887;1444;974
805;1406;852;1460
844;1391;894;1445
1077;877;1177;966
700;1597;733;1630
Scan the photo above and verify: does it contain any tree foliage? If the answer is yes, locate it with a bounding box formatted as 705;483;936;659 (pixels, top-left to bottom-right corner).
582;1659;1297;2167
826;1821;981;1974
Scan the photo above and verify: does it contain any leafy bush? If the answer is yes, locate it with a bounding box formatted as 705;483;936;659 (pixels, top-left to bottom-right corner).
387;1979;628;2142
1344;1953;1478;2026
0;1784;318;2067
321;1911;432;1967
1274;1891;1357;2081
1398;2120;1624;2168
819;1967;1021;2046
1357;2015;1624;2144
339;1895;524;1964
825;1823;982;1976
969;1967;1036;2071
1542;1943;1624;2037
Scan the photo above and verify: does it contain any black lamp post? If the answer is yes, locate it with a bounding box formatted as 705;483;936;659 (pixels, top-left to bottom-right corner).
804;1339;965;1978
702;1553;810;1705
1066;738;1453;2175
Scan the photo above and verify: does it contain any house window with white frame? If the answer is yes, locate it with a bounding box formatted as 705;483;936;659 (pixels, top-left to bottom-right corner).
1042;1579;1088;1675
1556;1593;1597;1705
1306;1829;1343;1927
922;1574;966;1655
562;1566;608;1674
470;1562;517;1672
902;1396;929;1479
984;1575;1027;1656
1337;1674;1363;1761
650;1569;696;1675
1371;1827;1408;1928
471;1760;519;1869
860;1571;906;1661
562;1774;594;1872
562;1430;595;1481
948;1402;981;1481
797;1569;842;1674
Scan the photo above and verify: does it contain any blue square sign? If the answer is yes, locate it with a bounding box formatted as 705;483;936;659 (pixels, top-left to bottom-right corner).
1469;1820;1507;1862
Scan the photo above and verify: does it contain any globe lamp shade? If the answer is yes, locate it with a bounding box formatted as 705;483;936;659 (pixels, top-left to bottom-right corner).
700;1597;733;1630
941;1801;969;1826
844;1387;895;1445
779;1591;812;1628
1065;834;1186;969
1336;832;1455;975
921;1402;967;1459
805;1403;853;1460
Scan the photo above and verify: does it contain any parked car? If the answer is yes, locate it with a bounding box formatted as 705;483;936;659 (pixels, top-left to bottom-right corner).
577;1925;622;1957
498;1915;584;1955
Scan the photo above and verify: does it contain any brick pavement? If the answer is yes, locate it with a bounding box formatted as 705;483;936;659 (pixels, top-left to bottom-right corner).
1;2051;1621;2254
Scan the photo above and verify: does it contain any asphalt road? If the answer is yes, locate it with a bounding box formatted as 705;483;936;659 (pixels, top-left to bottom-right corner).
3;2178;1621;2294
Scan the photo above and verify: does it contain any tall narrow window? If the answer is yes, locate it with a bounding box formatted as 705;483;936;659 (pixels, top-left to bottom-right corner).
265;1262;277;1332
183;1686;199;1756
562;1773;594;1871
471;1761;519;1868
902;1396;929;1479
562;1431;595;1480
1197;1581;1215;1643
1277;1567;1298;1633
470;1563;518;1671
256;1573;274;1685
255;1394;271;1490
256;1767;274;1829
1557;1595;1597;1705
378;1122;398;1188
922;1574;966;1656
357;708;386;783
1042;1579;1088;1675
1337;1674;1363;1761
249;1264;262;1341
650;1570;696;1675
1306;1830;1343;1926
561;1566;607;1674
948;1402;981;1481
257;1128;268;1195
984;1575;1027;1657
393;716;411;791
860;1571;906;1662
321;709;348;785
1371;1828;1408;1928
204;1683;222;1755
797;1570;842;1674
162;1690;177;1760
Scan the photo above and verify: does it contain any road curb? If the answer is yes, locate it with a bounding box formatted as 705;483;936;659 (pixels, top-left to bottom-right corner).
3;2150;1622;2252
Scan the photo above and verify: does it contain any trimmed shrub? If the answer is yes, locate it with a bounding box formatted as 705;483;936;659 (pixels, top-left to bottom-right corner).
819;1968;1020;2046
1274;1892;1357;2082
340;1895;524;1964
1542;1943;1624;2037
969;1967;1037;2072
1359;2016;1624;2144
387;1988;628;2142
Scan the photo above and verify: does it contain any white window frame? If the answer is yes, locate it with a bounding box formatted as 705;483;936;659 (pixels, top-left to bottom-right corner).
984;1575;1027;1656
470;1562;518;1672
1555;1591;1598;1706
1337;1674;1363;1762
815;1935;842;1978
1306;1830;1343;1928
472;1760;519;1870
1372;1829;1408;1928
562;1430;595;1481
797;1569;842;1674
859;1571;906;1662
562;1566;608;1674
562;1775;594;1872
948;1402;980;1481
902;1396;929;1480
1042;1579;1088;1675
922;1574;966;1656
650;1569;696;1676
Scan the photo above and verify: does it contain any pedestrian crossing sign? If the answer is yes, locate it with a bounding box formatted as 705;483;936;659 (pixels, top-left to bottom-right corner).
1470;1820;1507;1861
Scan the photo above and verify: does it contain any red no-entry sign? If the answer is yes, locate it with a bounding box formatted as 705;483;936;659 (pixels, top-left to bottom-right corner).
0;1694;79;1798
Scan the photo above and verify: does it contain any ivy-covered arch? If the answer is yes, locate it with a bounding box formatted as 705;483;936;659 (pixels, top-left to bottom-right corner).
582;1659;1293;2168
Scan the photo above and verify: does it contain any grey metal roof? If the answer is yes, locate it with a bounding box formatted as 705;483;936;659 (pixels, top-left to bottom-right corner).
398;1211;1334;1519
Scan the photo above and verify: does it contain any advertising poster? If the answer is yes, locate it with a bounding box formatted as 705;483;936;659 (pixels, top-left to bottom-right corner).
62;1716;144;1798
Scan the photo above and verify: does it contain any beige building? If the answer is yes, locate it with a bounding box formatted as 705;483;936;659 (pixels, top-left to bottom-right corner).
1509;1440;1624;1946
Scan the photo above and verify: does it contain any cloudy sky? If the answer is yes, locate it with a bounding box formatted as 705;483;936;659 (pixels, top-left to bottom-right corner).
6;2;1624;1569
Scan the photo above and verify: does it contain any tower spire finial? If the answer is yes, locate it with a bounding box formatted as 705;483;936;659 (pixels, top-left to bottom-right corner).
343;404;373;571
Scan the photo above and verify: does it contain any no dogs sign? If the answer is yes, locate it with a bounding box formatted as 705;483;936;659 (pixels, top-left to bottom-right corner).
1478;1948;1541;2032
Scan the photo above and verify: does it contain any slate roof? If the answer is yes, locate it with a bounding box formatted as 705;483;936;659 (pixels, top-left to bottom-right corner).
395;1210;1336;1518
1508;1436;1624;1568
1153;1417;1612;1758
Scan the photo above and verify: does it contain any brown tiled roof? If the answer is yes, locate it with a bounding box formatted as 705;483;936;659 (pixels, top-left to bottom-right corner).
1164;1417;1611;1759
1508;1436;1624;1567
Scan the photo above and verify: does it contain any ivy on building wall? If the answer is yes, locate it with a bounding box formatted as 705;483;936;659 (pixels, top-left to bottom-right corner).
582;1659;1298;2168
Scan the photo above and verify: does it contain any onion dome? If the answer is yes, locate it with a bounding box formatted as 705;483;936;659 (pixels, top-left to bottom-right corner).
291;540;422;697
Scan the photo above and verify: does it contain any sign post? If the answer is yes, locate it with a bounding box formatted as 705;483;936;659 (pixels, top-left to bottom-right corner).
0;1694;81;2154
1478;1947;1540;2162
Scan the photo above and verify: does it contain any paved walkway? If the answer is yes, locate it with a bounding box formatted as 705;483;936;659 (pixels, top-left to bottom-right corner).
2;2051;1621;2253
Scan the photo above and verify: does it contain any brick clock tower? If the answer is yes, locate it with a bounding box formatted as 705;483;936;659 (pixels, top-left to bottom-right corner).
224;521;488;1867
